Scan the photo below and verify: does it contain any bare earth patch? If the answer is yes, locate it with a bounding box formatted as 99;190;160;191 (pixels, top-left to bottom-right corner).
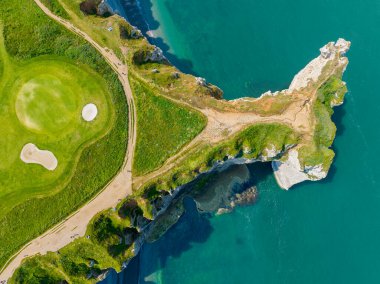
20;143;58;171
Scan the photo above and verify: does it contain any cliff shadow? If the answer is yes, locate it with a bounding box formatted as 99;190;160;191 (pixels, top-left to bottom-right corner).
332;104;347;137
246;162;274;186
120;0;197;75
319;103;347;184
137;197;214;283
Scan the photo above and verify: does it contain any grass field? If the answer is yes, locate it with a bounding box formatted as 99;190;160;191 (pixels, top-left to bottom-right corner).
298;74;347;171
3;1;347;281
131;77;206;176
40;0;70;19
0;48;112;216
0;0;128;270
140;123;299;201
9;123;298;283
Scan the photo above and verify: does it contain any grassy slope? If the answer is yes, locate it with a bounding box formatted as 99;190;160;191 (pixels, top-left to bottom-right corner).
58;0;124;58
10;123;298;283
0;0;128;269
6;1;347;282
0;55;112;215
298;75;347;170
131;77;206;176
40;0;70;18
140;123;299;204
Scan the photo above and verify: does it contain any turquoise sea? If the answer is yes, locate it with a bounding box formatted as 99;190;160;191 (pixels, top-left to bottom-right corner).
103;0;380;283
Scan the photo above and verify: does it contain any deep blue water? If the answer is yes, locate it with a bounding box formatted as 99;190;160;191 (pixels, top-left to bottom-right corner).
102;0;380;283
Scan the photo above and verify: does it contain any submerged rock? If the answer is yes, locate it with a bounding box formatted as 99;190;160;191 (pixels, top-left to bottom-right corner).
230;186;258;208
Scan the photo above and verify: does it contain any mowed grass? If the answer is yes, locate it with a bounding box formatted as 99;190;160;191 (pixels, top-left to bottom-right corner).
0;0;128;270
0;54;112;216
131;77;206;176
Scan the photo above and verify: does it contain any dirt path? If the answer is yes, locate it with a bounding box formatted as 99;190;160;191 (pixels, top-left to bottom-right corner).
0;1;342;280
133;94;313;188
0;0;137;281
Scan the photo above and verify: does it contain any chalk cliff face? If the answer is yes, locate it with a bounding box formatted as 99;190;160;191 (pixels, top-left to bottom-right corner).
80;0;113;17
272;38;350;190
289;38;350;91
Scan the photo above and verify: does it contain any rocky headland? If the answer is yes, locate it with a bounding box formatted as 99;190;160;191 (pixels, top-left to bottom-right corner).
4;0;350;282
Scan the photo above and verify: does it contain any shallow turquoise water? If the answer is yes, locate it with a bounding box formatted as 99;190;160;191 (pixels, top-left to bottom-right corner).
105;0;380;283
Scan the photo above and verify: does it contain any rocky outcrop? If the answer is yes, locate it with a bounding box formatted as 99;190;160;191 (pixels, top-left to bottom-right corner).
97;0;112;16
145;46;166;62
119;22;143;39
196;77;207;86
79;0;113;17
260;144;282;161
271;149;327;190
229;186;258;208
132;46;168;65
272;150;310;190
272;38;350;190
195;77;224;99
289;38;350;91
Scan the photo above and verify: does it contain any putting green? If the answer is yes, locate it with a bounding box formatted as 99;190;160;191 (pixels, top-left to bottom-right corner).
0;54;113;215
15;74;78;134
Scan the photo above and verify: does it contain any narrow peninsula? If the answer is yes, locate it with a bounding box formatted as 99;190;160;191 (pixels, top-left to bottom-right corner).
0;0;350;283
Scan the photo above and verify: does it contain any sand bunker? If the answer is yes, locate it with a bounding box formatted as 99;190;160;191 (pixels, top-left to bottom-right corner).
82;103;98;122
20;143;58;171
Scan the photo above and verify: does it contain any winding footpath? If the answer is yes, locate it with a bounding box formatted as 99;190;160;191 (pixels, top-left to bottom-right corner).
0;0;137;281
0;1;347;280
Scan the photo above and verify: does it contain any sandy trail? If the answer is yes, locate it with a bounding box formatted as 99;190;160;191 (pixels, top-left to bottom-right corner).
134;49;343;189
133;95;312;189
0;0;342;280
0;0;137;281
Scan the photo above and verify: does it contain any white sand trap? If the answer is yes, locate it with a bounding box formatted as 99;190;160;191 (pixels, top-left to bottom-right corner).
82;103;98;122
20;143;58;171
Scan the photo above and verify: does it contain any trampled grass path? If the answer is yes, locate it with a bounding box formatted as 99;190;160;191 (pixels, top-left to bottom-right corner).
0;0;137;280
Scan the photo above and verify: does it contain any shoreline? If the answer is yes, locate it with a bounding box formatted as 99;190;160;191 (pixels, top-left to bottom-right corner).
0;0;350;282
104;0;350;241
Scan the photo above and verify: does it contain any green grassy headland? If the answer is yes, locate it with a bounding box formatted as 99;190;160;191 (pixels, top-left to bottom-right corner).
0;0;128;269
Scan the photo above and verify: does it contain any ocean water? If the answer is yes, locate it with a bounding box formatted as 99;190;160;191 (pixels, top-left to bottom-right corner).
103;0;380;283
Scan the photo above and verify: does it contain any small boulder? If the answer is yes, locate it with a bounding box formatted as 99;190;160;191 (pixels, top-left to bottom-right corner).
171;72;180;79
146;46;165;62
196;77;207;86
119;22;143;39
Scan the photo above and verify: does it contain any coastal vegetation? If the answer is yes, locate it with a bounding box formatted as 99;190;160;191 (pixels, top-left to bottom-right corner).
3;0;349;282
0;0;128;270
9;123;298;283
298;73;347;171
138;123;299;202
40;0;70;18
131;76;206;176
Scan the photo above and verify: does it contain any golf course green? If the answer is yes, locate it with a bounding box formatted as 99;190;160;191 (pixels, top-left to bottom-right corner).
0;34;113;217
0;0;129;268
